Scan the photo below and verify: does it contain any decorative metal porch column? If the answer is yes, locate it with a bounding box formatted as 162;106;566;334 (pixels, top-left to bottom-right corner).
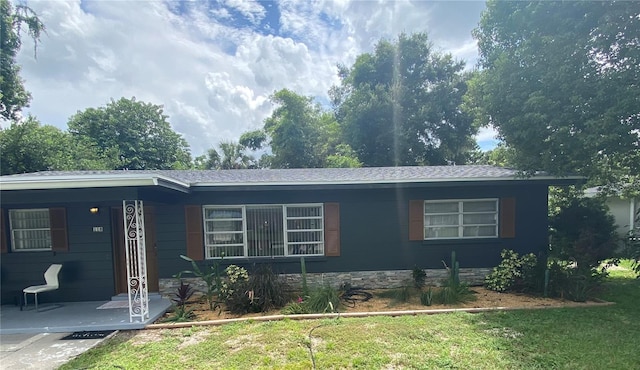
123;200;149;322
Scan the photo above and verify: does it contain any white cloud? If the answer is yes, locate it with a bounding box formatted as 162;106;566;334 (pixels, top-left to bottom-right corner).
16;0;486;157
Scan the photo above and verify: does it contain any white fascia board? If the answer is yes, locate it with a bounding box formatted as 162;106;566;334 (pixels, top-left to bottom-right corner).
0;174;189;191
190;175;584;187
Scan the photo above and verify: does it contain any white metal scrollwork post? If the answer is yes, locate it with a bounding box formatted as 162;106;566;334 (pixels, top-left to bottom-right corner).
123;200;149;322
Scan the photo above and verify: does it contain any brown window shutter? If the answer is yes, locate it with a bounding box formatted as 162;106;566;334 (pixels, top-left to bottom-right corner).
409;200;424;241
500;198;516;238
0;209;7;253
324;203;340;256
185;205;204;261
50;208;69;252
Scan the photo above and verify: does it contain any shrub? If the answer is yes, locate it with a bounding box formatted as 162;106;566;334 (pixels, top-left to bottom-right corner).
434;251;476;305
281;300;311;315
550;198;618;272
220;265;249;300
545;260;604;302
224;264;291;314
176;255;223;311
171;281;195;307
485;249;538;292
412;266;427;290
420;287;433;306
249;264;291;311
163;281;196;322
306;285;341;313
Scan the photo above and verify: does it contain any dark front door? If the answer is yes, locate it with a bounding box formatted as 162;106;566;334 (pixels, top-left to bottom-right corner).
111;206;159;294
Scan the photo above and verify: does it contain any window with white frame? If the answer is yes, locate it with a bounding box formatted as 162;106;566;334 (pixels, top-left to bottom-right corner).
9;209;52;251
203;204;324;259
424;199;498;239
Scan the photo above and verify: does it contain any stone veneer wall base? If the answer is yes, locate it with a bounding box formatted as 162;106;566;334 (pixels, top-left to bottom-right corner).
158;268;492;297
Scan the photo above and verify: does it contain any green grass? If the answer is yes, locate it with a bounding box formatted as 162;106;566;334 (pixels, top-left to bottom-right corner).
61;268;640;370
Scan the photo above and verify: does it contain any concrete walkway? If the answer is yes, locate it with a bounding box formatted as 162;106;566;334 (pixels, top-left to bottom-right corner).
0;331;114;369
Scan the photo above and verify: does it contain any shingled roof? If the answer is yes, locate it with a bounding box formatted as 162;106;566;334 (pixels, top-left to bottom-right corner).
0;165;581;191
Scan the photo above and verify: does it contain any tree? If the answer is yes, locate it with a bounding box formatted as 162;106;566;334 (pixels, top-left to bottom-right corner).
550;197;617;273
334;33;477;167
0;116;116;174
0;0;45;122
470;143;516;167
67;97;192;170
258;89;360;169
195;141;256;170
468;1;640;196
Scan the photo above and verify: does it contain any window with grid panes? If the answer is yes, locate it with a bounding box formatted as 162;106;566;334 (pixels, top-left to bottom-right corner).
423;199;498;239
203;204;323;258
9;209;52;251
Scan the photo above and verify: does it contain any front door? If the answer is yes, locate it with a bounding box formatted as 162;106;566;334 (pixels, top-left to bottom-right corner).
111;206;159;294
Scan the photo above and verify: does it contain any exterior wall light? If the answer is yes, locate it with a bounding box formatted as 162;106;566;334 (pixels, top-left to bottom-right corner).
90;207;99;214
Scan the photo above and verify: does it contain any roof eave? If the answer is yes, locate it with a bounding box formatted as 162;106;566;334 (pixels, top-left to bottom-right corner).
189;175;585;188
0;175;190;192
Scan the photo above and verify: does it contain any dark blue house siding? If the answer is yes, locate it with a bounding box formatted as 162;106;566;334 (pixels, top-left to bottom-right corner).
0;188;139;304
154;182;549;278
0;182;549;303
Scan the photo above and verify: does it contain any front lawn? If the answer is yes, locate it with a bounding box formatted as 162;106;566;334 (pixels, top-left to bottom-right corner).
61;267;640;370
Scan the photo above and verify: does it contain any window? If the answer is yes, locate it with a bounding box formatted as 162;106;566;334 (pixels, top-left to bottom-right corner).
203;204;324;259
423;199;498;239
9;209;52;251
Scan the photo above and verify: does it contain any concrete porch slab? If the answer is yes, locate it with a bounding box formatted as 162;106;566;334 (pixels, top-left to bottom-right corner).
0;298;171;334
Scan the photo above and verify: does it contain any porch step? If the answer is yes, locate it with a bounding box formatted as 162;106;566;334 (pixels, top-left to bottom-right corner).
110;293;163;301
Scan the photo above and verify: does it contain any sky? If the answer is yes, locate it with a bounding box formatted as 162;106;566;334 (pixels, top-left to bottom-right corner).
14;0;498;157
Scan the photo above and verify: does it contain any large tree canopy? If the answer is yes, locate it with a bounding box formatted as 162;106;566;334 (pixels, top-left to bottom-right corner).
67;97;192;170
0;116;116;174
335;33;477;167
0;0;45;122
254;88;360;169
468;1;639;196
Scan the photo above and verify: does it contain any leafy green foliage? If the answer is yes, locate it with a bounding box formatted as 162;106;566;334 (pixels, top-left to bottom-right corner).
0;0;45;121
305;285;342;313
255;88;360;168
194;141;257;170
0;117;118;174
550;198;618;272
281;300;311;315
300;257;309;297
411;266;427;290
335;32;477;166
176;255;223;311
485;250;538;292
435;251;475;305
67;97;192;170
419;287;433;306
468;1;640;196
621;208;640;276
225;264;291;314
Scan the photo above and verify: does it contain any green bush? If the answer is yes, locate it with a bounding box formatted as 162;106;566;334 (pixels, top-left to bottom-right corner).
485;249;538;292
412;266;427;289
281;300;311;315
306;285;341;313
224;264;291;314
420;287;433;306
545;260;605;302
550;198;618;272
433;251;476;305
